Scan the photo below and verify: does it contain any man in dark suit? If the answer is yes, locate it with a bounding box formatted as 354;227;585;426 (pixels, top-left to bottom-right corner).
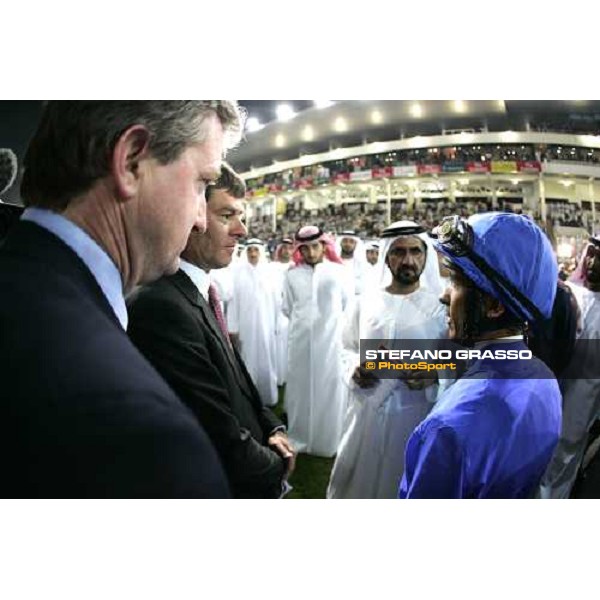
0;101;245;497
128;164;296;498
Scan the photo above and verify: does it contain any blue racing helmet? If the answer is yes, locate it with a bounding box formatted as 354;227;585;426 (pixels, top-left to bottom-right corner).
433;212;557;322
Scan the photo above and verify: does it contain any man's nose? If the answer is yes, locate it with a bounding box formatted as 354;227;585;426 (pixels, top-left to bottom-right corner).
439;287;451;306
194;205;207;234
232;219;247;238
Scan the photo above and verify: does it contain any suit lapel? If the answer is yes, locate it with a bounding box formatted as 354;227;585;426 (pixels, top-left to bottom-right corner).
170;270;244;381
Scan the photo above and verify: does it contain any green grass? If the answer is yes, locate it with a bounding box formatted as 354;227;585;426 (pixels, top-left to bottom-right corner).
287;454;335;499
273;385;335;499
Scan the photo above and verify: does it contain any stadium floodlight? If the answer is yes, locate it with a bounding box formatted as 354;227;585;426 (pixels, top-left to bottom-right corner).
314;100;335;109
246;117;263;133
453;100;466;113
302;125;315;141
333;117;348;132
276;104;296;122
371;110;383;124
410;103;423;118
274;134;286;148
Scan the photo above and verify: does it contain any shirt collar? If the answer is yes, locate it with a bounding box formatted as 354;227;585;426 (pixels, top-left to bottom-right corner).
474;334;523;350
179;259;211;301
21;207;128;330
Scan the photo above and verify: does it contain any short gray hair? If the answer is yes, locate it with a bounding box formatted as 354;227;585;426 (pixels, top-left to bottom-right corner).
21;101;245;210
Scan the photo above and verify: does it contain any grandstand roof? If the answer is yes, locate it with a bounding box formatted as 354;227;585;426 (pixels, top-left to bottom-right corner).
229;100;600;171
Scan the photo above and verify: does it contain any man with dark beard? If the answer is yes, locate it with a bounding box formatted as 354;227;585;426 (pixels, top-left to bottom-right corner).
328;221;447;498
337;230;366;295
361;241;380;290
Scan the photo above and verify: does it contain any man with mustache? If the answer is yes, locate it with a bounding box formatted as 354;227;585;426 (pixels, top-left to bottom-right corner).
270;238;295;387
337;230;366;296
327;221;447;498
227;238;279;407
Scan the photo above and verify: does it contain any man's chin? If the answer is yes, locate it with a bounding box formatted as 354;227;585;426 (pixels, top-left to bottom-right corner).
396;274;418;285
163;257;181;277
137;257;179;287
213;255;232;269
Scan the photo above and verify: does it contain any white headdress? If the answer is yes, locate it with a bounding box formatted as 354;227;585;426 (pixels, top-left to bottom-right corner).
371;220;444;295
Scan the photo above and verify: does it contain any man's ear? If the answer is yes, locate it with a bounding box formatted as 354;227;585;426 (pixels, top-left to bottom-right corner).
111;125;152;200
485;296;506;319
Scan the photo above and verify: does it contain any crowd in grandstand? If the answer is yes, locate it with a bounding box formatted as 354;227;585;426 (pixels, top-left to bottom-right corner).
245;196;599;261
245;143;600;197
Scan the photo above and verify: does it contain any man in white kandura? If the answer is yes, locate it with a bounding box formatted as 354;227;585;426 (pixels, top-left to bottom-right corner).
540;235;600;498
337;229;366;296
283;226;353;457
227;238;279;407
270;238;295;387
361;240;380;290
327;221;448;498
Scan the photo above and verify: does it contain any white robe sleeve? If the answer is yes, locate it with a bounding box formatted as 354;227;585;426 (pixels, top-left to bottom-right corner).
341;266;353;312
270;282;280;335
282;271;293;319
341;298;361;386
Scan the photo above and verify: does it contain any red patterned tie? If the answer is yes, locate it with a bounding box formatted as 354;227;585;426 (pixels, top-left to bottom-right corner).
208;283;232;348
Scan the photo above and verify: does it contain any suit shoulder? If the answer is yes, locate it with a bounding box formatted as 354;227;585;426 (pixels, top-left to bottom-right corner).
128;274;187;312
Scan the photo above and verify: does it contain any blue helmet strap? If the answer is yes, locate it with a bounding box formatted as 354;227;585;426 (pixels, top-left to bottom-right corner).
460;286;484;347
462;246;545;324
462;286;526;346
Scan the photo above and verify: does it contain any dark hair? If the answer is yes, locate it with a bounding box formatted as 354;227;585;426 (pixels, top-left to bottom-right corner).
206;162;246;201
21;101;244;210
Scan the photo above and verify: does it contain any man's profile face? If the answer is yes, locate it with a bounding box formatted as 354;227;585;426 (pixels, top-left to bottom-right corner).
138;113;224;282
300;241;325;265
340;237;357;258
386;237;426;286
440;266;471;341
366;249;379;265
182;187;246;271
246;246;260;266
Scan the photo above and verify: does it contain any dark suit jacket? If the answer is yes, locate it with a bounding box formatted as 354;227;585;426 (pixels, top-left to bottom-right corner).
127;269;286;498
0;221;229;498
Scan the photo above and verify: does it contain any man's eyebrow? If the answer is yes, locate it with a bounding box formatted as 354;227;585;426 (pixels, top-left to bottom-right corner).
219;207;244;214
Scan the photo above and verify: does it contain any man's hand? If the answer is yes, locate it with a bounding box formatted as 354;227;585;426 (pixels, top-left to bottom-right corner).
268;431;296;479
352;363;380;389
401;368;438;390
